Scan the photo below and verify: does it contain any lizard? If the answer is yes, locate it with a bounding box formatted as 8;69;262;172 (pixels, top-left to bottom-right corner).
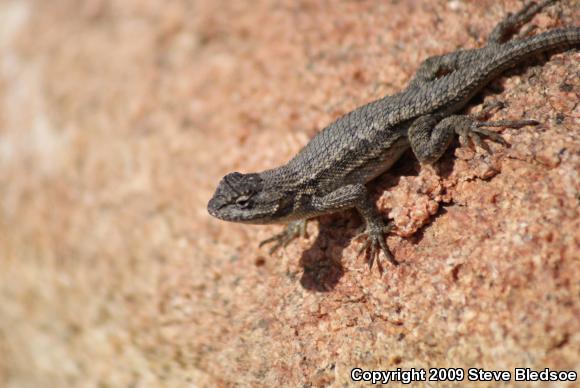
207;0;579;270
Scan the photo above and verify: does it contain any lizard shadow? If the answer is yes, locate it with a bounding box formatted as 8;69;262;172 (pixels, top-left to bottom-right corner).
297;213;351;292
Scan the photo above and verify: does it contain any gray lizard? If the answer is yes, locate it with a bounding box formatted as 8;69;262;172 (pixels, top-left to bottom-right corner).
207;0;579;270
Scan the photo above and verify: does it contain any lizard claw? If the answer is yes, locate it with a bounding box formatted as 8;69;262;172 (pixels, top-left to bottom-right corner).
457;117;539;152
259;220;307;254
353;222;398;270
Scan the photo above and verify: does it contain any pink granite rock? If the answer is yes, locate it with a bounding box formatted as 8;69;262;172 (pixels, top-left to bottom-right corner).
0;0;578;386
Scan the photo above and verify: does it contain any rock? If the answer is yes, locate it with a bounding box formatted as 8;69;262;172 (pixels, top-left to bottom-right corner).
0;0;578;386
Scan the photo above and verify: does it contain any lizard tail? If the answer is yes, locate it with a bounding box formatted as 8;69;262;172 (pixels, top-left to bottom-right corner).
493;27;580;73
441;27;580;109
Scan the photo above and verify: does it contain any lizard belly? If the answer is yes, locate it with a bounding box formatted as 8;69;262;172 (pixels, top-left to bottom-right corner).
343;136;410;186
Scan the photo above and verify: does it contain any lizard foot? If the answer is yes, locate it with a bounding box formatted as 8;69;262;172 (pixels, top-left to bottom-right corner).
455;116;538;152
353;222;398;270
488;0;557;44
259;220;307;254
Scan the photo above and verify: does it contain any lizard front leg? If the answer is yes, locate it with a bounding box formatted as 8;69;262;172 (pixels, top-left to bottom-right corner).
259;219;308;254
351;196;397;270
311;184;398;270
259;183;397;270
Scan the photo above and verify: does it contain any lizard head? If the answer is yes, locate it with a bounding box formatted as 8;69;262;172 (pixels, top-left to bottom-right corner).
208;172;287;224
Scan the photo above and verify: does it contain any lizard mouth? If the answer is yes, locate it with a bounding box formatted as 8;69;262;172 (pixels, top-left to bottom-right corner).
207;196;229;219
207;196;259;223
207;196;285;224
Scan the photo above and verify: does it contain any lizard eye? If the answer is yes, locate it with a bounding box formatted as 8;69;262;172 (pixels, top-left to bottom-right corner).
236;196;252;208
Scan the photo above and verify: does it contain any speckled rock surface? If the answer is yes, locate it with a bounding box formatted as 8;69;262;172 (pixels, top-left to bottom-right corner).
0;0;578;386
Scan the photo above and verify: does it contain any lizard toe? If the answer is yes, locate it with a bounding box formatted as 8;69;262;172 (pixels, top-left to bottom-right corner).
354;223;398;270
259;220;307;254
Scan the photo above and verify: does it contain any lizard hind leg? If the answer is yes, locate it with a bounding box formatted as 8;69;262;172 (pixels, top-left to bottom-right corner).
488;0;558;44
453;116;539;151
409;114;538;164
466;118;538;150
408;0;559;88
408;49;480;88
